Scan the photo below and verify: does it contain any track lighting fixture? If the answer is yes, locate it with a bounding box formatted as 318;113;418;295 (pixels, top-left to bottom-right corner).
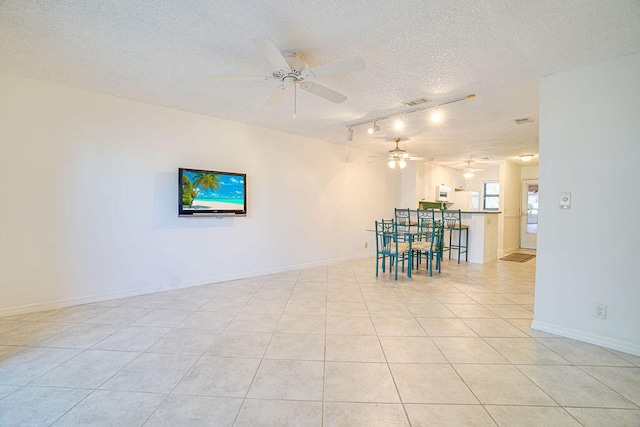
346;127;353;141
346;93;475;141
367;120;380;134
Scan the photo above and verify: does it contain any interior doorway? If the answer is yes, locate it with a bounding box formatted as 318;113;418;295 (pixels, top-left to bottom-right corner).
520;180;538;249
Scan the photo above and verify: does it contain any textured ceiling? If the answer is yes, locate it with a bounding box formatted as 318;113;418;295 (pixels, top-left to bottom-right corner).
2;0;640;168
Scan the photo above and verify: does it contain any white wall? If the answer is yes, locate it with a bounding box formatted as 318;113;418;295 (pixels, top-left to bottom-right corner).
399;161;419;209
521;166;538;181
0;73;398;315
498;160;521;254
533;53;640;355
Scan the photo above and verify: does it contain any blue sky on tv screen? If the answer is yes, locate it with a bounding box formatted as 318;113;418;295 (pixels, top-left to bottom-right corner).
184;171;245;199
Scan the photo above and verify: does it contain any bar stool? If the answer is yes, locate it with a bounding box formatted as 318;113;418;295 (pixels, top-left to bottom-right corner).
441;209;469;263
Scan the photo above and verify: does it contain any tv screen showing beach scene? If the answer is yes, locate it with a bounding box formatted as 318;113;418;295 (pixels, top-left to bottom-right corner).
179;168;247;216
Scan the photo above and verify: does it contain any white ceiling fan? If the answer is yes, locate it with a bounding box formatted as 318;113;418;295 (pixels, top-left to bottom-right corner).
462;160;484;177
210;39;365;111
370;138;427;169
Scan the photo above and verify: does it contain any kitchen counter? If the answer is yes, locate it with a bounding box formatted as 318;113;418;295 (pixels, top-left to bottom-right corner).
460;210;502;214
457;211;500;263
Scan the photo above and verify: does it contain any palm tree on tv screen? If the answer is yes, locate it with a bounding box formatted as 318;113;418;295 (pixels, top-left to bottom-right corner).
192;172;222;200
182;175;197;206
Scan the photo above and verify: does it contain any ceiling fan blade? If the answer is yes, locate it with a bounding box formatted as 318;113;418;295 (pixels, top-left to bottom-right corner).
301;58;365;79
300;82;347;103
209;75;269;81
265;87;288;107
253;38;290;71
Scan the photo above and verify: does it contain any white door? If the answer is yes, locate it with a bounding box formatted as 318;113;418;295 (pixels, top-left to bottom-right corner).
520;180;538;249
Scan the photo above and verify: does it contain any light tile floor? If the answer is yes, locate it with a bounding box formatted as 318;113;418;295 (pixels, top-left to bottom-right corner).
1;254;639;426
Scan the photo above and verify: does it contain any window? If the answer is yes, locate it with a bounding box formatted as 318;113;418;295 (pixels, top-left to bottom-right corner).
483;181;500;210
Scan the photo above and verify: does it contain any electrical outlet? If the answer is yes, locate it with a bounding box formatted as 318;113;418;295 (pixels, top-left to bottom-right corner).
364;242;368;248
594;303;607;319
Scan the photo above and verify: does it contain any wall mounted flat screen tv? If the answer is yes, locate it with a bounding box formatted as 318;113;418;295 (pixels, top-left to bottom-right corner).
179;168;247;217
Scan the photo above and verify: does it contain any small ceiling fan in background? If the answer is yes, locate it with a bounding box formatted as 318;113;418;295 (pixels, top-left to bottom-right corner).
210;39;365;116
462;160;484;177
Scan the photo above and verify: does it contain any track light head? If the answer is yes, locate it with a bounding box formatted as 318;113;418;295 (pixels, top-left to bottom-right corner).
368;120;380;134
346;127;353;141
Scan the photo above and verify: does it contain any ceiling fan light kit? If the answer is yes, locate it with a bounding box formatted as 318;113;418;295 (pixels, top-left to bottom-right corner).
388;159;407;169
385;138;417;169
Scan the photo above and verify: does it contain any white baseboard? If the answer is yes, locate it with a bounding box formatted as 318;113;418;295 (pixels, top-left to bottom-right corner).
0;286;163;318
0;253;372;318
483;255;498;263
531;319;640;357
502;246;520;255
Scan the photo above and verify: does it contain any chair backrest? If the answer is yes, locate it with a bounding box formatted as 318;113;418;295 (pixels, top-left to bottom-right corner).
441;209;462;229
394;208;411;225
375;219;398;256
395;208;414;236
416;208;435;231
430;220;445;253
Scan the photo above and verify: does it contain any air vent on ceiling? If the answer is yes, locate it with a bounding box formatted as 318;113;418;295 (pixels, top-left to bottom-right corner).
513;117;534;125
404;97;431;107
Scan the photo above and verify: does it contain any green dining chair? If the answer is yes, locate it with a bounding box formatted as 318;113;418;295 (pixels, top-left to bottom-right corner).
375;219;412;280
411;220;444;276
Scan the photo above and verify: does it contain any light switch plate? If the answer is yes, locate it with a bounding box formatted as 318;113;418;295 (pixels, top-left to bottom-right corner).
560;192;571;209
